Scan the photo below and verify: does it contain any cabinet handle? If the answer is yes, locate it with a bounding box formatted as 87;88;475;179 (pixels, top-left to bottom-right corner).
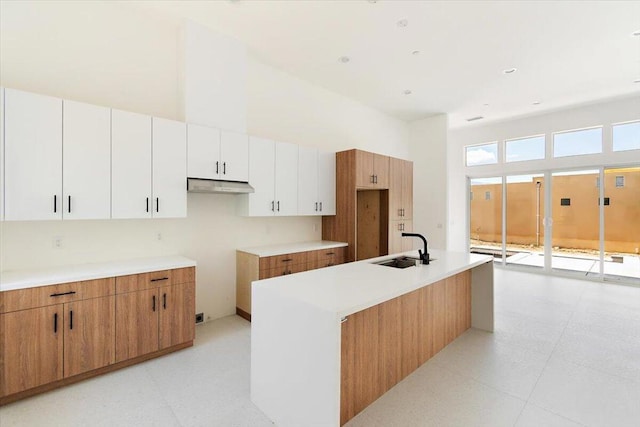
216;161;219;174
398;208;402;217
277;201;280;211
315;202;318;212
223;162;226;174
150;277;169;282
152;295;156;312
54;195;57;213
271;201;275;212
54;313;58;333
69;310;73;330
146;197;149;213
163;293;167;309
68;195;71;213
50;291;76;297
326;252;335;255
319;202;322;211
282;258;293;262
156;198;159;213
370;175;374;184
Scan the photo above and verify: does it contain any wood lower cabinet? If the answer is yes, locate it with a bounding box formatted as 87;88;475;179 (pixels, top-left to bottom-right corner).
115;270;195;363
340;270;471;425
0;266;195;405
236;245;346;320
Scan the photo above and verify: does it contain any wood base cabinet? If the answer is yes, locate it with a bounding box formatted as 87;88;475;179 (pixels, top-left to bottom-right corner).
340;270;471;425
0;266;195;405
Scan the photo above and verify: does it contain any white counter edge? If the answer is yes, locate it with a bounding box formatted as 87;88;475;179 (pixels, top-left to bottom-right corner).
237;240;347;257
0;255;197;291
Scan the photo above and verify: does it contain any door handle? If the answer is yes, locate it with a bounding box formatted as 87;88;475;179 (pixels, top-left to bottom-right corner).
68;195;71;213
277;201;280;211
223;162;226;174
156;197;159;213
54;195;57;213
315;202;318;212
152;295;156;312
69;310;73;330
271;201;275;212
319;202;322;211
216;161;219;174
163;293;167;309
146;197;149;213
54;313;58;333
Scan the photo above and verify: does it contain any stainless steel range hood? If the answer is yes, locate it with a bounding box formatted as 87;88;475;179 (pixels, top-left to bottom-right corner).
187;178;255;194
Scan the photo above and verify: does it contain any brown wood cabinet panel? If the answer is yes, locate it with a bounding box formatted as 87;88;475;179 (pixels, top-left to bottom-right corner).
0;278;114;314
115;270;172;294
402;161;413;220
63;296;115;378
115;289;159;362
431;278;447;355
389;157;404;220
340;305;380;426
400;289;422;379
378;296;401;391
419;284;434;364
355;150;375;188
0;305;63;396
373;153;389;189
159;283;195;350
172;267;195;285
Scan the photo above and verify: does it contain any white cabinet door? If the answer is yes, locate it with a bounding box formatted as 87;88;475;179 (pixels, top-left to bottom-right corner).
274;142;298;216
4;89;63;221
220;130;249;182
246;136;275;216
152;118;187;218
0;88;4;221
187;123;220;180
111;109;152;219
297;146;319;216
62;100;111;219
318;150;336;215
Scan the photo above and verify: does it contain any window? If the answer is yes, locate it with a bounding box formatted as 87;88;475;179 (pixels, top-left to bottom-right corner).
466;142;498;166
616;176;625;188
553;127;602;157
613;121;640;152
505;135;545;162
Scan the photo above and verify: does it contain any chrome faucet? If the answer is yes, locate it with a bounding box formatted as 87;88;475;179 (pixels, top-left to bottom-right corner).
401;233;430;265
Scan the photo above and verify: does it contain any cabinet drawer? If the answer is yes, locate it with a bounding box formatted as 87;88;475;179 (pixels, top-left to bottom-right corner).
115;270;172;294
172;267;195;285
0;278;115;314
259;253;309;270
259;263;307;280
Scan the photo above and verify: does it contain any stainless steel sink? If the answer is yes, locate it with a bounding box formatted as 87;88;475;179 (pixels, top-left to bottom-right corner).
373;256;436;269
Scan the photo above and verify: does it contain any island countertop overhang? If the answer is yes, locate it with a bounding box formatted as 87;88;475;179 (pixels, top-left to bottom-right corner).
252;249;493;318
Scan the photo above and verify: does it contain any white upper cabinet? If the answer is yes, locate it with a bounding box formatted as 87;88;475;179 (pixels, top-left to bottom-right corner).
242;136;276;216
4;89;63;221
187;124;248;182
0;88;4;221
274;142;298;216
317;150;336;215
62;100;111;219
220;130;249;182
152;118;187;218
111;109;152;219
240;137;298;216
187;123;220;180
297;147;336;216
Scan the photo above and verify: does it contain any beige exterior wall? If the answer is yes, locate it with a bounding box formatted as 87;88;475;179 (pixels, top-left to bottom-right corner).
470;168;640;254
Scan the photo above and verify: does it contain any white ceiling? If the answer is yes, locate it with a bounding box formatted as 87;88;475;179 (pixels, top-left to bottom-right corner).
137;0;640;128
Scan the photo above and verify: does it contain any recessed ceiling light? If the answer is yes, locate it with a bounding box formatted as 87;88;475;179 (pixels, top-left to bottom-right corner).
412;50;420;55
403;90;412;95
532;101;541;105
466;116;484;122
338;56;350;63
632;30;640;36
503;68;517;74
397;19;408;28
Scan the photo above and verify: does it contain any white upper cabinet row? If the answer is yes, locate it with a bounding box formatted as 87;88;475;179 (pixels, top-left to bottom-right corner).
297;147;336;216
187;124;249;182
2;88;186;221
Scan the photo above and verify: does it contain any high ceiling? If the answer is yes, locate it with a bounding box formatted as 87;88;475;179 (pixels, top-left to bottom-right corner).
136;0;640;127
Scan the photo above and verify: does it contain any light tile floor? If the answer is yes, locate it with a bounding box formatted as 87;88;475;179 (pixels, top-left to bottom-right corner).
1;269;639;427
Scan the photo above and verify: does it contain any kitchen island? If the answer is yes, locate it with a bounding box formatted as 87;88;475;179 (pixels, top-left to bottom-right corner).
250;249;493;427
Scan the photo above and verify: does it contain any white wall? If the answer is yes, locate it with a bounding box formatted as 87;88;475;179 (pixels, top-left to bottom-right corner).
0;1;410;321
448;96;640;252
408;114;448;250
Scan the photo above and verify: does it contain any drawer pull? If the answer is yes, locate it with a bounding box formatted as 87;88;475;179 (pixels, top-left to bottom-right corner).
163;293;167;309
50;291;76;297
281;259;293;262
150;277;169;282
326;252;335;256
152;295;156;312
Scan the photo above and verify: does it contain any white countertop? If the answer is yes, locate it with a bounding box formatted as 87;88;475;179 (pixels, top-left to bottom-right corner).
237;240;347;257
253;249;493;317
0;256;197;292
